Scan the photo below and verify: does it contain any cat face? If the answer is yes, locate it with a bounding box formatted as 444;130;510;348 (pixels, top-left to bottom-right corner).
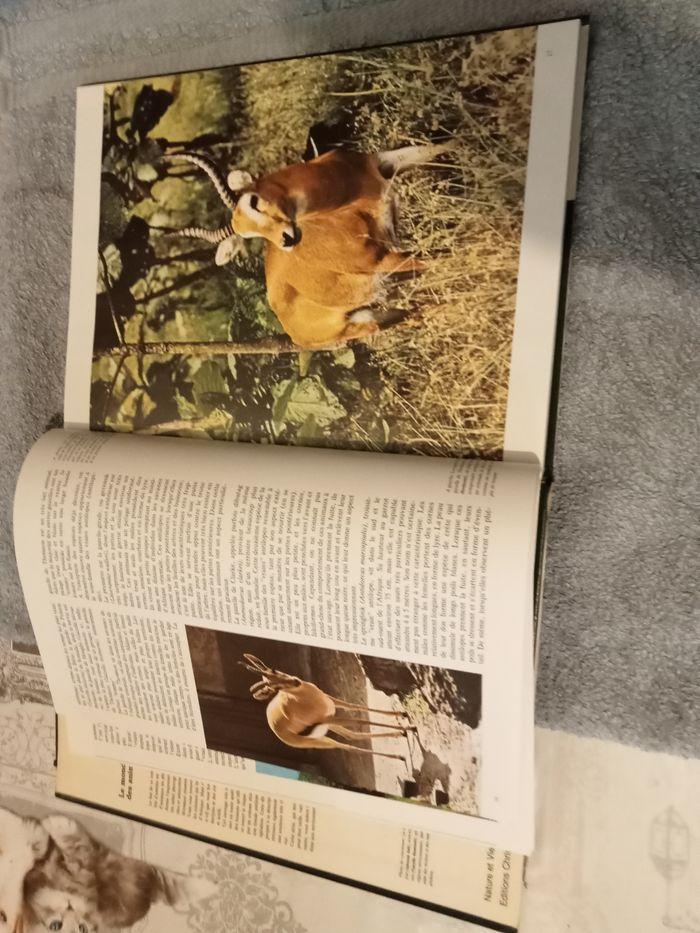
23;812;215;933
25;888;98;933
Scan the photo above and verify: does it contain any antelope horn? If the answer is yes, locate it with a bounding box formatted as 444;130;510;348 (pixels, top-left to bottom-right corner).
165;151;237;210
239;654;270;674
252;683;277;701
179;223;235;243
242;654;271;672
240;655;299;689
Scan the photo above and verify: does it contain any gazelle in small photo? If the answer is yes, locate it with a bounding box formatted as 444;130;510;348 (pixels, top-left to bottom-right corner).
239;654;415;761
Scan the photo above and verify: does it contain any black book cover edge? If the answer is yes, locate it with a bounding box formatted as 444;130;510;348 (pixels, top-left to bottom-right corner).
534;196;578;629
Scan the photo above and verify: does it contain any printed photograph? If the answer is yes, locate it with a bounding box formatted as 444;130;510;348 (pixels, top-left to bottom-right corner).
0;802;214;933
186;627;483;815
91;26;537;457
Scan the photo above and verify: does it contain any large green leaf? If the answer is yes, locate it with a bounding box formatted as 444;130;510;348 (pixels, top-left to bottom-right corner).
295;415;325;443
271;376;345;428
192;360;229;412
271;376;299;431
174;390;199;420
97;243;123;292
133;159;159;182
333;347;356;369
115;388;156;425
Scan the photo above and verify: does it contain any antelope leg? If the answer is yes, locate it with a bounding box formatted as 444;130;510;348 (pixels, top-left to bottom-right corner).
329;697;407;716
376;251;426;275
301;734;405;760
378;140;457;175
330;717;411;729
328;724;408;741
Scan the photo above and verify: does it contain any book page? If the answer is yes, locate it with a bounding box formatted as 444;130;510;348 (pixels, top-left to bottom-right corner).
56;717;522;930
64;20;585;467
14;428;539;853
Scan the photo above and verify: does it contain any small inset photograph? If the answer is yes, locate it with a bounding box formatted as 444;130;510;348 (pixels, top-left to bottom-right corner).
186;627;482;814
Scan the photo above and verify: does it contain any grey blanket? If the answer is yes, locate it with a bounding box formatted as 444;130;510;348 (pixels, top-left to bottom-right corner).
0;0;697;755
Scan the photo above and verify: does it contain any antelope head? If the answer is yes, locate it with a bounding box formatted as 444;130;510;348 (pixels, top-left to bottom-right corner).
239;654;303;701
164;152;241;265
228;172;301;251
168;153;300;259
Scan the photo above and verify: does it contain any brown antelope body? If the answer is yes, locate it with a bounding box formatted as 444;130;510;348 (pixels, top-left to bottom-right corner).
173;142;455;348
240;654;413;761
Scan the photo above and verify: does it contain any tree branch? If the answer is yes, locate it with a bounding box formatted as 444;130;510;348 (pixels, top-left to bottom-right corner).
93;337;346;358
150;247;212;266
133;267;211;304
101;352;127;424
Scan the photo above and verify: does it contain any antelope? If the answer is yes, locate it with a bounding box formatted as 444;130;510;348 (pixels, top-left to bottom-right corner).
170;140;456;348
239;654;414;762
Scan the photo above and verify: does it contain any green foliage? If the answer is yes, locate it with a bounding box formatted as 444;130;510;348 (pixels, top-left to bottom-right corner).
272;376;346;430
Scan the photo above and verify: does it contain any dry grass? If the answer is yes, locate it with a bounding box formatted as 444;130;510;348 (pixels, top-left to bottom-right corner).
238;29;536;457
351;30;536;457
241;55;343;172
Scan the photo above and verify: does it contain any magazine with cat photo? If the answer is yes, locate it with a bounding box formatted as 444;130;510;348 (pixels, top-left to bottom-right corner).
13;16;588;931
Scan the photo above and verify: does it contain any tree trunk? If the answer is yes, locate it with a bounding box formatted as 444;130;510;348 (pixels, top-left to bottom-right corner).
94;337;346;359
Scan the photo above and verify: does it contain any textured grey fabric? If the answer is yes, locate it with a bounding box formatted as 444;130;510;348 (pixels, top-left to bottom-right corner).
0;0;697;755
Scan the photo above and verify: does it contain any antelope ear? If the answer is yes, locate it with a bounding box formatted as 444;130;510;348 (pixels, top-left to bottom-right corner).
227;169;253;191
215;237;244;266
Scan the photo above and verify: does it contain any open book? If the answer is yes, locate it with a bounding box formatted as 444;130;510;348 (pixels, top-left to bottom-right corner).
13;17;587;930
